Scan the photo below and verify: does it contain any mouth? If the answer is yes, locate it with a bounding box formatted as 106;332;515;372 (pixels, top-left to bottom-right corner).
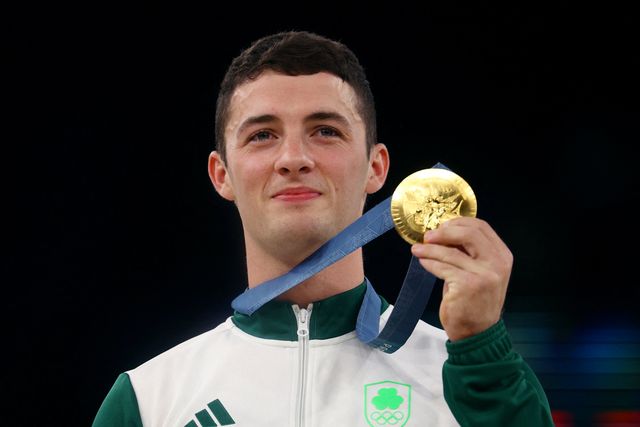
272;187;322;202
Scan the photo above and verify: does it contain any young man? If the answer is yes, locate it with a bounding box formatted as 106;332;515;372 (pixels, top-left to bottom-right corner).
94;31;553;426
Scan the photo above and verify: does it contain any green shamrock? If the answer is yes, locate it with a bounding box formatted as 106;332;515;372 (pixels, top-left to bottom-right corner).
372;387;404;410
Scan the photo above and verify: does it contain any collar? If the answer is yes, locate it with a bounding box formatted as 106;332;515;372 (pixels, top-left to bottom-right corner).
232;280;390;341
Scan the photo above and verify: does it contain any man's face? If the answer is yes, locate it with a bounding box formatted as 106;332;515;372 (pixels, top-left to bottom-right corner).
209;71;388;260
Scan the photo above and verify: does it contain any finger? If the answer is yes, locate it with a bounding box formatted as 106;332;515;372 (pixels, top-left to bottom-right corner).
424;221;495;260
411;242;485;275
440;217;511;258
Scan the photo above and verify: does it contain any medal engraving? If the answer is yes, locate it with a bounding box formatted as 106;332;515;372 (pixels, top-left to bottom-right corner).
391;169;477;244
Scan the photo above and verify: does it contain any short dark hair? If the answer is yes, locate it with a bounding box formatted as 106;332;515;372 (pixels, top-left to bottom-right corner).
215;31;377;162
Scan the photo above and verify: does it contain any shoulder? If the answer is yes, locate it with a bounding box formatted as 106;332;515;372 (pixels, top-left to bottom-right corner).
128;317;236;380
122;317;246;425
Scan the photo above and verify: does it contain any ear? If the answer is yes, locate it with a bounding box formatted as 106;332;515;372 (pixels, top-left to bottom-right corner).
365;143;390;194
208;151;235;201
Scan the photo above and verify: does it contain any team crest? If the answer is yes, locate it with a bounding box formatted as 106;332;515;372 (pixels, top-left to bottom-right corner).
364;380;411;426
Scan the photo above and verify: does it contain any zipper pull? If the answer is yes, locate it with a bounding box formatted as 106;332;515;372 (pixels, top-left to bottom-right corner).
293;304;313;338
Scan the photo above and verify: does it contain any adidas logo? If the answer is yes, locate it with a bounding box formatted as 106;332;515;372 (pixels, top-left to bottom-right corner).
184;399;236;426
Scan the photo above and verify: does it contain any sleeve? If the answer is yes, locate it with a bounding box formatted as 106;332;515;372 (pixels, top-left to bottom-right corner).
442;320;553;427
93;373;144;427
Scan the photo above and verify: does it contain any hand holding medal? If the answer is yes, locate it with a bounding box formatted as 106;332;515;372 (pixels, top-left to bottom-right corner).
393;167;513;342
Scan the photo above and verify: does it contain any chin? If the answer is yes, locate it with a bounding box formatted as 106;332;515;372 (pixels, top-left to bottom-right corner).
271;219;337;251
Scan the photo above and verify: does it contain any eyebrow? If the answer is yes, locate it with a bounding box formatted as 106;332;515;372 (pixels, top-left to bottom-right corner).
304;111;351;128
236;114;280;138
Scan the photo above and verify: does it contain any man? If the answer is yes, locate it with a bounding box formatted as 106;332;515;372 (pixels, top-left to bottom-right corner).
94;31;553;426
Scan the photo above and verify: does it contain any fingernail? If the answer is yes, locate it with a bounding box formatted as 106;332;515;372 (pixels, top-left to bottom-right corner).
425;230;436;241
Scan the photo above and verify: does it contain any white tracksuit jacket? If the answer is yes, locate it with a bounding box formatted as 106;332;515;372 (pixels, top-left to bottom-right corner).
93;282;553;427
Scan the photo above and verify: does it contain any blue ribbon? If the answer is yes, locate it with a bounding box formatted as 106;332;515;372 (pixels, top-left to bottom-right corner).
232;163;448;353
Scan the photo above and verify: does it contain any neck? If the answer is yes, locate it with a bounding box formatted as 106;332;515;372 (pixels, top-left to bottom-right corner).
245;239;365;307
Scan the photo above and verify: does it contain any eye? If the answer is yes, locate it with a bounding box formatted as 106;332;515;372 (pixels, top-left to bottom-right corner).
248;130;275;143
316;127;341;138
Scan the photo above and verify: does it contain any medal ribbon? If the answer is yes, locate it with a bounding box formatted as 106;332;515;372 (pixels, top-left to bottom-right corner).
231;163;448;353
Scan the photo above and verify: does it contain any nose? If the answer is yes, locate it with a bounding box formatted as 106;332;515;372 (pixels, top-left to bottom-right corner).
273;136;315;176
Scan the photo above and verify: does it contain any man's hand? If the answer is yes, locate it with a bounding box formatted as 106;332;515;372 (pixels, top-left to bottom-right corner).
410;217;513;341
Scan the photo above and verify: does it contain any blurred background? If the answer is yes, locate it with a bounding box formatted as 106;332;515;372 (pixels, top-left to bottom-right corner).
8;3;639;426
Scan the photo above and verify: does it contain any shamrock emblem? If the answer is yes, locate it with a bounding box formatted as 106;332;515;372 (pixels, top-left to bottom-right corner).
371;387;404;410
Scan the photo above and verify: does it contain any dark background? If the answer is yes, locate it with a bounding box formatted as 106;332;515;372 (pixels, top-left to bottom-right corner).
9;4;639;426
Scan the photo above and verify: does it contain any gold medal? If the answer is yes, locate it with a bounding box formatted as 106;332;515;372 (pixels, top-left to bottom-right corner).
391;168;477;244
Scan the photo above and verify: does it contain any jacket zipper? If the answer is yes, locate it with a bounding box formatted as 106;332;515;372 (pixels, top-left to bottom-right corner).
293;304;313;427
